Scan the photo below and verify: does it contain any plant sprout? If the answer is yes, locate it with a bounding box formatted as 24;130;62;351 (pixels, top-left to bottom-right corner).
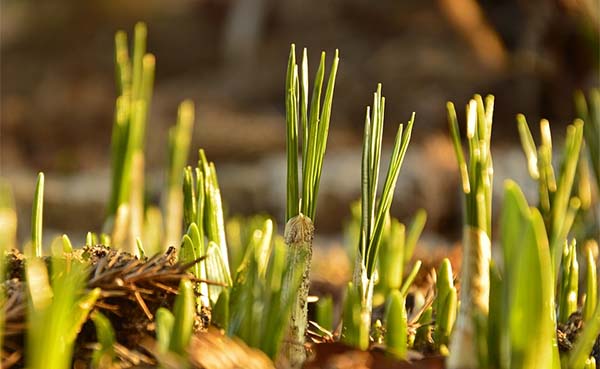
344;84;415;351
31;173;44;257
164;100;196;249
517;115;584;278
281;44;339;368
447;95;493;369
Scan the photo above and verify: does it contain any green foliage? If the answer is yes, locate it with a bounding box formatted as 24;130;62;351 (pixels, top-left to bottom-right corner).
91;311;116;369
31;172;44;257
583;244;598;322
225;214;272;274
360;85;415;277
341;282;369;350
375;210;427;301
569;301;600;369
446;95;494;369
399;260;422;297
180;150;233;304
165;100;196;248
107;23;154;220
6;22;600;369
26;258;99;369
155;307;175;353
384;290;408;359
212;288;230;330
517;115;584;278
575;89;600;188
491;181;557;369
447;95;493;234
434;259;457;348
558;240;579;323
315;295;334;332
226;221;303;359
169;279;196;356
285;45;339;222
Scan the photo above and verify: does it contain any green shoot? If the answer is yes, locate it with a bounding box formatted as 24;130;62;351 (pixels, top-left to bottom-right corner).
212;288;230;330
285;45;339;222
399;261;422;297
404;209;427;264
375;210;426;303
26;257;98;369
360;86;415;278
447;95;494;369
155;307;175;353
516;115;584;278
575;89;600;188
165;100;196;248
341;282;368;349
282;44;339;367
315;295;334;332
345;83;414;353
169;279;196;356
569;300;600;369
434;258;457;349
558;240;579;323
583;243;598;322
106;23;155;254
31;172;44;257
143;206;163;254
414;306;433;351
91;311;116;369
492;180;557;369
385;290;408;359
228;225;304;360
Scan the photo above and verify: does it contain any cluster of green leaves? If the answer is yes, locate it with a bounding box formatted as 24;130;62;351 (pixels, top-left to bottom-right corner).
106;23;154;253
342;84;417;354
106;23;197;256
3;21;600;369
448;95;494;235
445;95;494;368
179;149;232;305
444;94;599;369
217;216;304;359
374;210;427;303
26;257;100;369
517;114;584;277
285;45;339;222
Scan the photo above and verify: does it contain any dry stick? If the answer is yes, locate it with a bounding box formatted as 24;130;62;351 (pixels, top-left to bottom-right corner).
281;214;314;368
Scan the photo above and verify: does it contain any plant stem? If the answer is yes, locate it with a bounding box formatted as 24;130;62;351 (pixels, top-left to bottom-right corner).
281;214;314;368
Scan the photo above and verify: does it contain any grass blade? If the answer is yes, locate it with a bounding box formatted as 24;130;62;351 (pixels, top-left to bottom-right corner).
31;173;44;257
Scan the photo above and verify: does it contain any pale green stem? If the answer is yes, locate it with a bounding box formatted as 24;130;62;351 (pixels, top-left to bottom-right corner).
281;214;314;369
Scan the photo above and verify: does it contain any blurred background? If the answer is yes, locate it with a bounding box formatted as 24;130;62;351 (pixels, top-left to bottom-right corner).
1;0;598;247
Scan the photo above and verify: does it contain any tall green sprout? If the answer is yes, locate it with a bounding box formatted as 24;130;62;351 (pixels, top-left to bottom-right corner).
106;23;155;254
344;84;414;350
26;258;100;369
517;115;584;278
179;150;232;305
281;45;339;368
447;96;493;369
164;100;196;250
31;173;44;257
495;181;557;369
